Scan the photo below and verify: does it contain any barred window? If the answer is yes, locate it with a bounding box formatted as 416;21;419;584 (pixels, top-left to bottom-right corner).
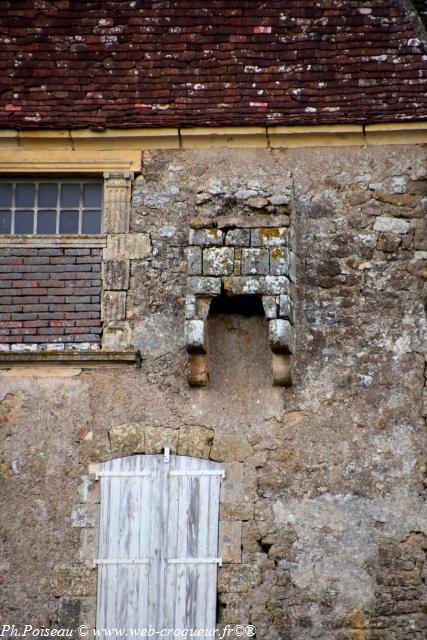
0;180;103;235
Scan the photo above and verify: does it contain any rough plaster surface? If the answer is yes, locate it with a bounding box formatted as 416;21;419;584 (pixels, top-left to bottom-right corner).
1;145;426;639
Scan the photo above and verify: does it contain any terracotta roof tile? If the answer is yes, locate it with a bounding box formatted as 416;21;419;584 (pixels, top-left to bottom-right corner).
0;0;425;128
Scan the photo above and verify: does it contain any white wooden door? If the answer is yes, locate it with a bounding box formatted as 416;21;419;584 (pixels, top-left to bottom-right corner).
95;454;223;637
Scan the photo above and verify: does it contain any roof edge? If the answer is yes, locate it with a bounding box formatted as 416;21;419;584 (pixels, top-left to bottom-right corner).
398;0;427;52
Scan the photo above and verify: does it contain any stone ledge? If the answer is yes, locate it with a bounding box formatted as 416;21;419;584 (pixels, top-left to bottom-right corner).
0;349;141;367
0;235;107;248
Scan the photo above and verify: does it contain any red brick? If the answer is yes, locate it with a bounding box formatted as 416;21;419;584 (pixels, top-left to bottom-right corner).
0;321;23;328
11;327;36;336
75;319;102;327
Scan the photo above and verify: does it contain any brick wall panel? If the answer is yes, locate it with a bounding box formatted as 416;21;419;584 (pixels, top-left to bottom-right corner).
0;248;102;348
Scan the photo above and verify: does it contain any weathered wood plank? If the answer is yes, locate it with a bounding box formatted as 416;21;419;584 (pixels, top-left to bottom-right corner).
96;455;223;635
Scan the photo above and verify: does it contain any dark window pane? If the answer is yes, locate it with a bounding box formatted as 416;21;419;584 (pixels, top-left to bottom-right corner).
60;183;80;208
59;210;79;234
16;183;35;207
37;210;56;234
0;184;12;207
38;183;58;207
0;210;11;233
15;210;34;234
82;209;102;234
83;183;102;208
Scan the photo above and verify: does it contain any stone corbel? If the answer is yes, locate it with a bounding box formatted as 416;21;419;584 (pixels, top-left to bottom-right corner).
262;296;294;387
185;296;211;387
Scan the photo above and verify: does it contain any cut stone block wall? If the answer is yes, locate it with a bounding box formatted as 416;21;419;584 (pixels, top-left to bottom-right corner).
1;145;426;640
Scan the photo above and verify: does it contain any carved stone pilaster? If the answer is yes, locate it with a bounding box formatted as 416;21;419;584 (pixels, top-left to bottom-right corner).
103;172;133;233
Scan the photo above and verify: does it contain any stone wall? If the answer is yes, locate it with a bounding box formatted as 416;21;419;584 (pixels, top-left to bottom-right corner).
0;144;426;640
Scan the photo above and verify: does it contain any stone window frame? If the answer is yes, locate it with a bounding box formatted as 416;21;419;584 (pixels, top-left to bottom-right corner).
0;171;140;365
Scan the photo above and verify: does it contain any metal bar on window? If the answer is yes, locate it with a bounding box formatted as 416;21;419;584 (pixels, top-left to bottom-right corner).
11;181;16;234
0;179;103;236
34;182;38;234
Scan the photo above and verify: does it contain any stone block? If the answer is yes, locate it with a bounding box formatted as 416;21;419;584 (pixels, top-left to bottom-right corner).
262;296;278;319
223;276;289;296
144;425;178;454
71;505;97;529
50;564;97;597
288;251;296;283
189;228;224;246
264;276;290;295
195;296;212;319
79;442;111;467
177;425;214;457
79;528;97;565
186;246;202;275
272;353;292;387
109;423;144;455
225;229;251;246
101;291;126;322
185;295;197;320
187;276;221;296
269;319;293;354
377;233;401;252
251;227;288;247
210;434;253;462
79;597;97;631
102;321;132;350
234;188;258;200
270;247;289;275
78;476;100;505
415;217;427;250
218;564;262;593
278;294;292;321
58;598;81;630
188;353;209;387
218;593;248;623
422;387;427;417
102;260;130;290
190;216;216;229
219;521;242;563
185;319;206;354
220;501;254;521
221;463;244;501
203;247;234;276
246;196;268;209
217;214;290;229
105;234;151;260
373;217;410;234
241;248;270;275
268;192;291;206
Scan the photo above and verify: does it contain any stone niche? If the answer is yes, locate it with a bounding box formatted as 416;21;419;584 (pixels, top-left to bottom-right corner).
185;214;295;387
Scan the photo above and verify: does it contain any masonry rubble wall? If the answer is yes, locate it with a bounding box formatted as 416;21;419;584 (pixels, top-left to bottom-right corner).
1;145;426;640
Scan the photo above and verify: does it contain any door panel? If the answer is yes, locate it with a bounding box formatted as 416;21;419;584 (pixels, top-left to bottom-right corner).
96;455;223;637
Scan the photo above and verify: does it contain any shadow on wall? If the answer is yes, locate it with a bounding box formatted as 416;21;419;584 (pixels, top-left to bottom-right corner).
188;294;284;426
